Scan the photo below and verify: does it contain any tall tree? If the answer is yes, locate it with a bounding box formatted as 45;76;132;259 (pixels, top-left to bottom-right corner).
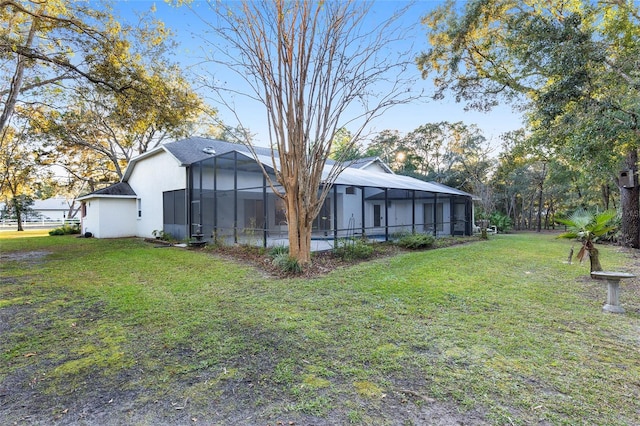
364;130;403;165
330;128;361;162
0;125;50;230
6;1;213;188
417;0;640;247
0;0;150;134
29;66;208;184
193;0;421;265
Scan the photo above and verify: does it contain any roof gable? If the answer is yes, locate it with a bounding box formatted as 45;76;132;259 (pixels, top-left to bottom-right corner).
347;157;393;174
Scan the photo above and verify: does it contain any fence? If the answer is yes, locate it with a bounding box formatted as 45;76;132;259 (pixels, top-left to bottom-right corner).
0;218;80;228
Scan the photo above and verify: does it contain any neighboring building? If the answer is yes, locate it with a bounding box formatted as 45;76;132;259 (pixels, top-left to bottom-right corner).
0;197;78;223
77;138;475;244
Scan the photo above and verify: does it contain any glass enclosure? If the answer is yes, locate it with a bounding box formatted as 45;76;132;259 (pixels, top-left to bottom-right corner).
175;151;472;247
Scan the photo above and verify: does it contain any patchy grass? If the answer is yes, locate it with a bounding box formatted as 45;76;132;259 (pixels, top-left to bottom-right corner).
0;233;639;425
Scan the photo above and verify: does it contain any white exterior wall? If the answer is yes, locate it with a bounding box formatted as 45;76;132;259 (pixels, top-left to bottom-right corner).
127;150;186;238
361;162;389;174
82;198;137;238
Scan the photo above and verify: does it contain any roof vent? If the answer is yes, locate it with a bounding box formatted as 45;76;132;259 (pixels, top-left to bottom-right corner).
202;147;216;155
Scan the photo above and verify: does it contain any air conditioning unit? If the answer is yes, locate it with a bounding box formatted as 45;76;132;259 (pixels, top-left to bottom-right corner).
619;169;635;188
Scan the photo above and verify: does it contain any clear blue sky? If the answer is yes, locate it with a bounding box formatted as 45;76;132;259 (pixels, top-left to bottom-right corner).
114;0;524;150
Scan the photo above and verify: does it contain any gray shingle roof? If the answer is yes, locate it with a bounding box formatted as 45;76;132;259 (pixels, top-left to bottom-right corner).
82;182;137;197
347;157;379;169
164;137;274;165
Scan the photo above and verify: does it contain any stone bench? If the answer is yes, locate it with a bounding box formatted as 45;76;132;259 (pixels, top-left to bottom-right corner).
590;271;636;313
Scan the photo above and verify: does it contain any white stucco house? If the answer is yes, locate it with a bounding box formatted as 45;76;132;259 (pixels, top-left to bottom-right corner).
77;137;475;244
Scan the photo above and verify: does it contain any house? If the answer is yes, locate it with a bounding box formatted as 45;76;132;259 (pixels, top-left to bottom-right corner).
0;197;78;224
77;137;475;245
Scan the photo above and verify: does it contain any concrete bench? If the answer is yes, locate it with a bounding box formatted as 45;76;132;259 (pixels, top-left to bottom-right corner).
590;271;636;313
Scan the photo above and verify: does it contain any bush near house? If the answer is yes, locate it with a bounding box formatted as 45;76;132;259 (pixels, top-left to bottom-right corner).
48;224;80;236
396;233;436;249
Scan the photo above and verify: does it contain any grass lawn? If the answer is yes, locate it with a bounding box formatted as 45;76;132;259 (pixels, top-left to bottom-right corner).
1;233;639;425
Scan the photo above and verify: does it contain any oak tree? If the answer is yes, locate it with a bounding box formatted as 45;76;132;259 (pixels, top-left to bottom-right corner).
418;0;640;247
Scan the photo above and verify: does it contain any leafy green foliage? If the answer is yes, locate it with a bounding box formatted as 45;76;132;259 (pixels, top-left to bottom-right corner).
271;252;303;274
556;209;617;243
557;208;618;271
489;212;512;233
268;245;290;259
48;224;80;236
418;0;640;243
396;233;435;249
333;238;374;260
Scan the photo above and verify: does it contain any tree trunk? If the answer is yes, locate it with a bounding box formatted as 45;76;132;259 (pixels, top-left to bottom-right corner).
537;162;546;233
285;194;313;266
620;149;640;248
15;203;24;232
586;241;602;273
601;184;610;210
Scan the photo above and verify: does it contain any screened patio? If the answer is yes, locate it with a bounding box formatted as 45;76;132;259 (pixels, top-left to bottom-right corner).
162;150;474;249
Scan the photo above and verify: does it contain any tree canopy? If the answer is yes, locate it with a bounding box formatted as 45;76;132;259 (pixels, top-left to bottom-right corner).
417;0;640;246
2;0;213;200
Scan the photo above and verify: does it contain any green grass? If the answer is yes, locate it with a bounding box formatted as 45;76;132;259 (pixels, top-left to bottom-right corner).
1;233;639;425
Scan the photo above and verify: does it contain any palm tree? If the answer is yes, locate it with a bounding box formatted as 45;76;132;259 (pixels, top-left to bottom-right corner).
556;209;618;273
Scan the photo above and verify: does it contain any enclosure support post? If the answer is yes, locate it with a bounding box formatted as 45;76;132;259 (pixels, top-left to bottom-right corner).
213;157;218;242
361;186;366;238
333;185;338;245
433;193;438;237
412;190;416;235
263;174;268;248
384;188;389;241
233;151;238;244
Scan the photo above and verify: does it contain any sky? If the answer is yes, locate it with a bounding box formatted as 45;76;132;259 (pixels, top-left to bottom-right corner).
114;0;525;150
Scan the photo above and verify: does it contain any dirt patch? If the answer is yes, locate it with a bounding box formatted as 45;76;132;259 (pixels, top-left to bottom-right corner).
0;250;50;265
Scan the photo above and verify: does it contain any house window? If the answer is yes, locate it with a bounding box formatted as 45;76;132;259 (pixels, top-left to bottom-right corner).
137;199;142;218
81;202;87;218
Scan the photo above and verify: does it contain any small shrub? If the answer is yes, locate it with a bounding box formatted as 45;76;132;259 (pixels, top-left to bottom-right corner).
396;233;435;250
268;245;289;259
272;253;303;274
333;238;374;260
48;224;80;236
489;212;512;233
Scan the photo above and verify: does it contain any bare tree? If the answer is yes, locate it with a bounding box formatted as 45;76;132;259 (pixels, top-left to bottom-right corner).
194;0;421;265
